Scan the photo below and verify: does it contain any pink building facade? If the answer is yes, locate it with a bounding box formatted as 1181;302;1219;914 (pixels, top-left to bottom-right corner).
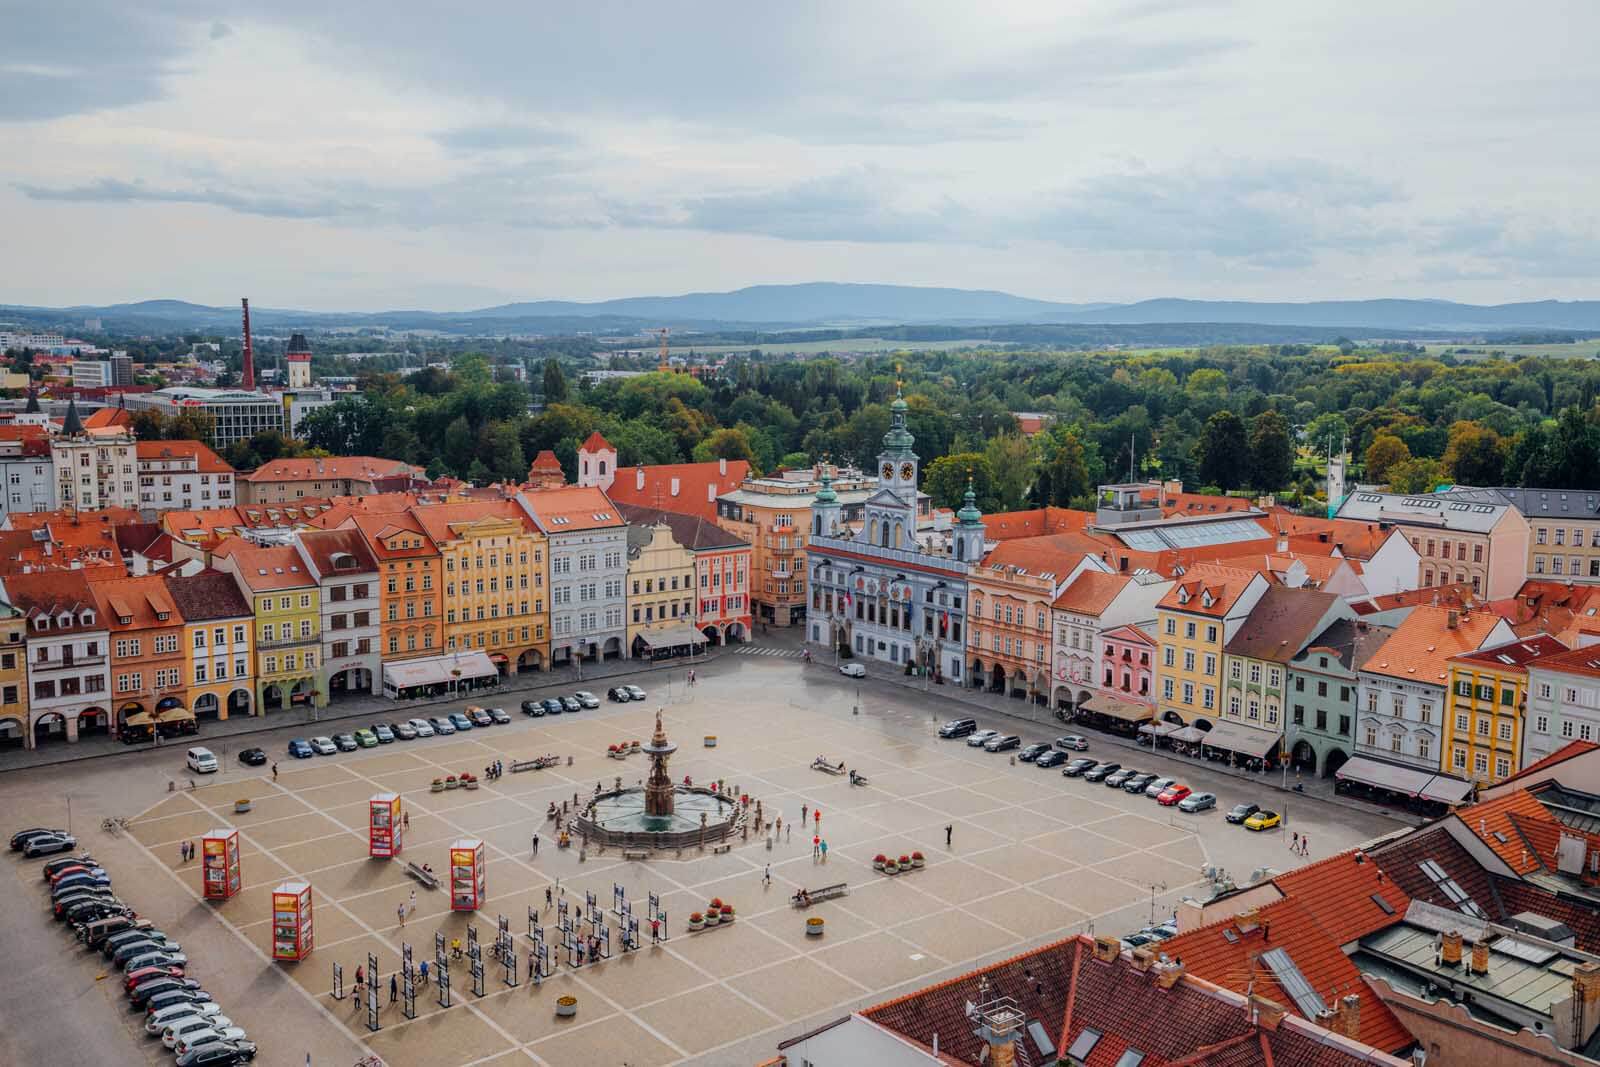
696;545;752;644
1099;624;1156;706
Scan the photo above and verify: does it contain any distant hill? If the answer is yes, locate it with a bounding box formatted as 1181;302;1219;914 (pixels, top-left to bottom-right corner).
5;284;1600;335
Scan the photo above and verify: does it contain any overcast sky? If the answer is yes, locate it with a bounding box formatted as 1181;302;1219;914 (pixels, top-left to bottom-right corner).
4;1;1598;311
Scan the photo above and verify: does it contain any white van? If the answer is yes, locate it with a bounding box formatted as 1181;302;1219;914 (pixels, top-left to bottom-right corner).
185;747;217;774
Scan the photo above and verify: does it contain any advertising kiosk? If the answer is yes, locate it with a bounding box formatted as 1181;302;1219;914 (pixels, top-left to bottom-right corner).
201;827;241;901
271;880;314;961
449;838;485;911
369;793;402;858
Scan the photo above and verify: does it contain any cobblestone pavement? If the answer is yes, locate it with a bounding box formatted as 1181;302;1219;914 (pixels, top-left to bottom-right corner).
0;648;1406;1067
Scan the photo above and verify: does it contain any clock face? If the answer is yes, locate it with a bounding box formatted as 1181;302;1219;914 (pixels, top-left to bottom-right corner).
881;462;895;479
900;462;915;480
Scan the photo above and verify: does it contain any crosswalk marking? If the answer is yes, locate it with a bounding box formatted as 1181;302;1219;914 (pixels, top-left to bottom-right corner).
733;645;807;658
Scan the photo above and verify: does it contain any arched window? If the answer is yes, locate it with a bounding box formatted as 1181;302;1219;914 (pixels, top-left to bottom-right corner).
868;518;879;544
599;461;607;476
955;538;965;561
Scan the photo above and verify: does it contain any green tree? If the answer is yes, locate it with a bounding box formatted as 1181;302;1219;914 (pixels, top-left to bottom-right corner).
1248;410;1294;491
482;420;527;484
1387;457;1442;494
541;358;569;403
984;433;1032;510
1195;411;1249;491
692;427;759;469
923;453;996;511
1440;421;1505;485
1304;412;1351;456
1035;431;1091;506
1364;433;1411;485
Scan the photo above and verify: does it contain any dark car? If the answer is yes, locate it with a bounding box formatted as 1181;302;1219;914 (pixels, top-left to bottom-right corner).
1122;772;1158;794
1061;757;1099;777
372;724;395;743
541;698;564;715
521;700;545;717
143;988;210;1018
488;707;511;724
938;718;978;739
51;871;110;893
1036;750;1069;768
129;977;202;1006
559;696;582;713
10;827;65;851
54;889;118;915
390;721;417;740
177;1040;257;1066
607;687;632;702
984;734;1022;753
287;739;314;759
332;733;358;752
42;853;96;879
64;900;128;925
1018;743;1051;762
1083;761;1123;782
104;928;167;956
237;747;267;766
1225;803;1261;825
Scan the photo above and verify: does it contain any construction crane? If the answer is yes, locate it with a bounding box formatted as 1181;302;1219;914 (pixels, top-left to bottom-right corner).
657;327;670;373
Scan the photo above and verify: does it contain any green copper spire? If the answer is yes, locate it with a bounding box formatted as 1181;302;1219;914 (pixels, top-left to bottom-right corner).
957;475;983;526
814;465;838;504
880;371;914;455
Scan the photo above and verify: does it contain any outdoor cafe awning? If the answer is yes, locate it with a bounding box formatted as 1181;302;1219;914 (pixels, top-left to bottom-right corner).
1169;725;1208;744
1335;756;1437;797
382;651;498;691
1418;774;1475;805
1078;694;1154;723
634;623;707;649
154;706;194;723
1138;721;1179;738
1200;721;1282;759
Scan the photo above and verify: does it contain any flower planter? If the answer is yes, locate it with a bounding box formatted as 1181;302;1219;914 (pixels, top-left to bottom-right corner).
720;906;735;923
704;910;720;926
630;741;641;752
465;779;479;790
805;917;825;937
688;913;705;931
873;855;887;871
555;995;578;1018
911;852;925;869
883;862;898;874
233;800;252;814
445;777;459;790
431;780;445;793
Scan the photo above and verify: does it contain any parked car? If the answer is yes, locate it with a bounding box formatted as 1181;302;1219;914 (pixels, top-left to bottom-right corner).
238;747;267;766
185;747;218;774
1224;803;1260;825
50;873;107;896
112;937;174;965
521;700;546;716
623;684;646;700
104;928;168;955
308;737;337;756
176;1039;257;1066
1157;784;1193;806
146;1001;222;1034
11;827;66;850
1083;761;1123;782
163;1016;234;1048
1035;750;1069;768
938;718;978;738
966;729;1002;748
1018;743;1051;762
541;698;564;715
1145;922;1179;940
1244;810;1282;831
353;728;379;748
142;989;212;1020
1104;768;1140;788
558;696;581;714
390;721;417;740
79;915;151;946
1055;735;1090;751
488;707;511;724
64;901;128;926
607;687;633;702
175;1028;249;1056
23;832;78;857
1178;791;1217;813
574;691;601;709
1142;776;1177;797
984;734;1022;753
427;717;455;735
125;949;188;973
447;712;472;731
332;733;359;752
286;739;314;759
467;707;493;727
1062;757;1099;777
408;718;435;737
42;853;94;879
50;864;107;886
55;891;118;918
131;977;203;1007
1120;772;1157;793
372;724;395;743
838;662;867;677
124;964;185;990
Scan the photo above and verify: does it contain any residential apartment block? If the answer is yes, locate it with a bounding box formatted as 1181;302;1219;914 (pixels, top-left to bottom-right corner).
1445;635;1567;787
1154;565;1271;728
295;528;381;696
1335;488;1529;598
134;440;235;516
165;570;254;721
521;487;627;666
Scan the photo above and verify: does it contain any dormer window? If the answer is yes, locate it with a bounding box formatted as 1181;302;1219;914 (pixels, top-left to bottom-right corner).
80;610;94;625
57;612;72;628
118;615;132;626
33;616;50;631
1177;588;1190;604
1201;591;1214;608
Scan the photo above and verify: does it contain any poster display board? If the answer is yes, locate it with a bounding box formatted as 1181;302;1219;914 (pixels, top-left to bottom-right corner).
201;827;241;900
449;838;485;911
272;880;314;961
369;793;403;858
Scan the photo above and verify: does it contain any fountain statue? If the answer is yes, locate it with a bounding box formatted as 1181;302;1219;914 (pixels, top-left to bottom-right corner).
575;709;742;850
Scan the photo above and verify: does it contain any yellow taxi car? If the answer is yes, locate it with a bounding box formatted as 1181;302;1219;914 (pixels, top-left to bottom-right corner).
1243;809;1281;831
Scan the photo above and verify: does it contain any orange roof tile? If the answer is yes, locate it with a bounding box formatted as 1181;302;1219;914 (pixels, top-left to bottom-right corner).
981;507;1091;540
1360;606;1507;684
980;533;1099;582
1453;788;1566;875
1447;633;1568;672
580;430;612;452
1157;564;1261;618
241;456;417;483
602;459;749;522
213;538;317;591
6;506;140;531
410;500;537;543
1053;571;1132;616
135;439;233;473
89;574;182;631
519;486;624;533
1271;849;1412;945
82;406;131;429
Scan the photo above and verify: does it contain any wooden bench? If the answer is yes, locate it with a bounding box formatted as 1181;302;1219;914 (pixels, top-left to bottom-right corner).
791;882;848;908
404;862;440;889
511;757;560;774
811;759;846;776
621;849;651;861
711;843;731;855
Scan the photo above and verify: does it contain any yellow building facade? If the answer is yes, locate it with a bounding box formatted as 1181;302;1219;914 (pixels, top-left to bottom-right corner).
625;519;696;655
166;571;257;722
213;539;324;711
1444;636;1564;787
0;602;27;744
416;503;549;675
1154;567;1269;727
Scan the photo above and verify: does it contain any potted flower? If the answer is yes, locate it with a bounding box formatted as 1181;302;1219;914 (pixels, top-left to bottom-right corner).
445;774;459;790
688;912;704;931
431;777;444;793
234;798;252;814
464;774;479;790
704;906;720;927
805;916;825;937
607;743;619;755
911;851;925;869
873;853;887;871
710;897;724;910
898;855;912;871
630;740;641;752
720;903;735;923
883;858;898;874
556;994;578;1017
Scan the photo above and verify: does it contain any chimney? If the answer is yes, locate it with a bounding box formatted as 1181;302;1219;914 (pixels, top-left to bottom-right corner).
719;458;728;476
1092;936;1121;963
1574;961;1600;1006
1250;995;1288;1030
1447;609;1459;630
1470;940;1489;976
1441;930;1463;967
670;477;680;497
636;469;645;491
1339;993;1361;1039
1153;958;1185;989
1130;946;1156;972
240;298;255;390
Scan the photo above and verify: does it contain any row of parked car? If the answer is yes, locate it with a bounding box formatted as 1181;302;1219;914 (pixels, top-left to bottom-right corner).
10;828;257;1065
936;718;1281;828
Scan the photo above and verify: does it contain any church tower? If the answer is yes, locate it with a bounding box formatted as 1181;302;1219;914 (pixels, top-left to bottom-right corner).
812;465;841;538
867;378;920;551
954;477;986;563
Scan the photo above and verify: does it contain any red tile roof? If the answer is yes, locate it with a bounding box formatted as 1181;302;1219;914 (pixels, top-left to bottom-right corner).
1;570;102;632
1157;897;1413;1054
1370;823;1502;919
580;430;612;452
135;439;233;473
603;460;749;522
981;507;1091;541
1447;633;1568;672
242;456;417;483
1507;639;1600;681
1360;606;1507;685
90;574;182;631
6;507;141;531
1158;564;1261;618
1352;584;1475;616
1053;571;1132;616
82;406;131;429
294;527;379;576
1272;849;1412;945
519;486;625;533
981;533;1099;581
1453;788;1565;875
213;538;317;591
410;500;538;543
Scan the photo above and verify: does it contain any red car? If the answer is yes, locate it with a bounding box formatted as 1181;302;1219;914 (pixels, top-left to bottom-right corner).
1157;784;1192;806
125;964;185;991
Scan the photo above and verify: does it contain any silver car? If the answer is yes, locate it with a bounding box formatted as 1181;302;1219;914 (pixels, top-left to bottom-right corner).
1144;777;1177;798
164;1015;235;1049
407;717;435;737
1178;791;1217;813
146;1002;223;1035
966;729;1001;748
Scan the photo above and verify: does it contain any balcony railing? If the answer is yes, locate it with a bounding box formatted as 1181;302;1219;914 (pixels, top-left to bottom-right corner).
258;632;317;649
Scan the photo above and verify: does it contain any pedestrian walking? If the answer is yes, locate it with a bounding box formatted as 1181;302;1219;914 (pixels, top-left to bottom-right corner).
763;863;771;887
397;903;406;927
419;959;429;982
271;762;278;781
532;832;540;856
801;803;808;825
356;964;365;986
814;809;821;828
1301;835;1309;857
786;823;791;842
1291;831;1299;852
820;839;828;862
812;834;820;859
177;842;184;865
402;811;409;830
409;888;416;910
545;886;553;911
529;953;537;982
390;974;397;1003
945;823;953;848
